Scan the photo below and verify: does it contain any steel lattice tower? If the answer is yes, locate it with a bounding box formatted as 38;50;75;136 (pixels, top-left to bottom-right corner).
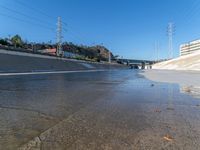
167;23;175;59
57;16;63;56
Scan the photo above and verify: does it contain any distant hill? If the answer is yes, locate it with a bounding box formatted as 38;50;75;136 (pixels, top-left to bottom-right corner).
153;51;200;71
62;43;112;61
0;35;114;62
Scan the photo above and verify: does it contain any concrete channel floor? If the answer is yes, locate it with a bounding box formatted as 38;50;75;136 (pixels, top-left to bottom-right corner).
0;70;200;150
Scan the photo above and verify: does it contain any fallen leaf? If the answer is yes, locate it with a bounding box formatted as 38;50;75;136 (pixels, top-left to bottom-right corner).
163;135;174;142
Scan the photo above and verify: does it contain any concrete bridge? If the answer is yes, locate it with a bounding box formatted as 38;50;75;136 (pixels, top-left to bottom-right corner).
117;59;156;69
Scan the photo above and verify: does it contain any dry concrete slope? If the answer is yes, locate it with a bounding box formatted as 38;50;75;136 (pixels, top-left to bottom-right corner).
0;49;127;73
153;51;200;71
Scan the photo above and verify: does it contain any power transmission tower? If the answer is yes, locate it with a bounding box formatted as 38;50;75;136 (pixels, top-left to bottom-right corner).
167;23;175;59
57;16;63;56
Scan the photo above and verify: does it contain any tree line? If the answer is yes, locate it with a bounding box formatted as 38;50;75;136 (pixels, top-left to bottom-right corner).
0;35;116;62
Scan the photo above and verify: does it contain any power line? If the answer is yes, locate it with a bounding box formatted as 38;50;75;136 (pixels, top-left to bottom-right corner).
63;26;85;42
62;22;86;42
181;0;200;28
0;4;54;28
15;0;87;43
15;0;56;20
0;12;54;31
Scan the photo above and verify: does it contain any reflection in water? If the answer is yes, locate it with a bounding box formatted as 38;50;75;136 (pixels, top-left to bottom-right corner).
167;84;174;110
180;85;200;99
1;70;200;149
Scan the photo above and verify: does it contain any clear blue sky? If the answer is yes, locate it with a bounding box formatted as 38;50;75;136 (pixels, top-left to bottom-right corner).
1;0;200;60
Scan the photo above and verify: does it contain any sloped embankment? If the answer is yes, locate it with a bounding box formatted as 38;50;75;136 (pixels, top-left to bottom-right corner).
0;49;126;73
153;51;200;71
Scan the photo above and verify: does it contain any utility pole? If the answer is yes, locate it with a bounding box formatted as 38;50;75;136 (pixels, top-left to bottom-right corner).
167;22;175;59
57;16;63;56
108;51;111;63
32;43;34;53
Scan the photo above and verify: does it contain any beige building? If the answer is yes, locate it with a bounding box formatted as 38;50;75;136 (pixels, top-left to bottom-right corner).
180;39;200;56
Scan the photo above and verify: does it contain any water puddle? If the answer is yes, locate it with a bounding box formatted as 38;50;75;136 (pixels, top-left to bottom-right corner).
0;70;200;149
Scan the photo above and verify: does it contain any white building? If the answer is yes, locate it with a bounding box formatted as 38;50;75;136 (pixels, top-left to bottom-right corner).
180;39;200;56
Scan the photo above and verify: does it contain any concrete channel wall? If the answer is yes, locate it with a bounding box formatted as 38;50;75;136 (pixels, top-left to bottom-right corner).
153;50;200;71
0;49;127;73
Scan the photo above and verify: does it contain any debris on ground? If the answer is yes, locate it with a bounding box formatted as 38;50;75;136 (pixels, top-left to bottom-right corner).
154;108;161;113
163;135;174;142
167;107;174;111
151;84;155;87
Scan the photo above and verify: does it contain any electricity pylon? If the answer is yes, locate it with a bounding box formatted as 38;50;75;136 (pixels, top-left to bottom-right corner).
57;16;63;56
167;22;175;59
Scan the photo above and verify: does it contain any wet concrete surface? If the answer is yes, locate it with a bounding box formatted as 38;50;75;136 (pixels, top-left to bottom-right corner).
0;52;126;73
0;70;200;150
